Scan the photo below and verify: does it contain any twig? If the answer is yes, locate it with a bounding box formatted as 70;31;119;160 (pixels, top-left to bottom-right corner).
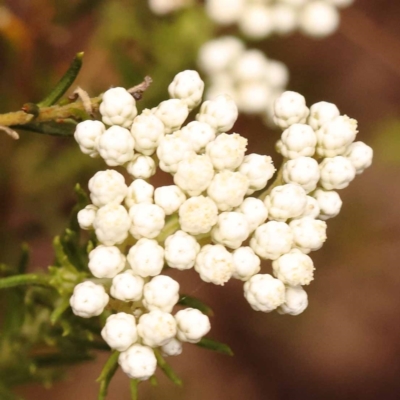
128;76;153;100
0;125;19;140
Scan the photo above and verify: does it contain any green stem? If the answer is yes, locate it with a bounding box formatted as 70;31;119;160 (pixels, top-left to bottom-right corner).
257;161;285;201
97;351;120;400
153;348;183;386
156;214;180;243
0;274;52;289
130;379;139;400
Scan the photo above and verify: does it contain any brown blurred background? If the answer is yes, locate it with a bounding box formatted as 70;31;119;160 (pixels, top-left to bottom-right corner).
1;0;400;399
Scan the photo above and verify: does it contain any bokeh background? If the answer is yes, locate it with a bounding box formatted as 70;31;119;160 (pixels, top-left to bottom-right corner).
1;0;400;399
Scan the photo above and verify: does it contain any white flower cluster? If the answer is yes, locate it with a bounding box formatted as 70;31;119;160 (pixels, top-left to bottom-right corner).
71;72;372;382
205;0;353;39
198;36;288;123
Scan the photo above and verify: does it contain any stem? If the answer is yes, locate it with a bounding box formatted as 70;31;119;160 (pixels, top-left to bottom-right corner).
97;351;120;400
130;379;139;400
153;348;183;386
257;161;285;201
156;214;179;243
0;273;52;289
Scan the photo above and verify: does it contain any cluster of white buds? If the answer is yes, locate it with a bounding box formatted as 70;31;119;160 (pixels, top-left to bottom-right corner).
205;0;353;39
147;0;192;15
71;71;372;382
198;36;288;123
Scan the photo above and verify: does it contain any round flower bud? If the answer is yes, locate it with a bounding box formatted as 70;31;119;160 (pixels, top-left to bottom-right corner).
143;275;180;313
299;1;339;38
267;60;290;88
244;274;285;312
93;204;130;245
154;99;189;134
277;285;309;316
157;131;195;174
198;36;245;75
231;49;269;82
88;245;126;278
235;81;274;115
327;0;353;7
236;197;268;232
127;238;164;277
174;154;214;196
239;154;276;194
316;115;358;157
97;125;134;166
206;133;247;171
205;0;245;25
319;156;356;190
272;249;314;286
131;112;165;156
164;230;200;270
70;281;109;318
118;344;157;381
77;205;97;230
196;94;238;133
273;91;309;129
110;271;145;302
125;179;154;209
308;101;340;131
88;170;128;207
101;313;138;351
207;171;249;211
211;211;250;249
265;183;307;221
271;4;298;35
137;310;177;347
126;154;156;179
148;0;188;15
195;244;233;285
161;338;183;357
278;123;317;159
154;185;186;215
232;246;261;281
313;188;342;220
74;120;105;157
250;221;293;260
290;217;327;253
283;157;320;193
129;203;165;239
179;196;219;235
293;195;320;220
238;4;273;39
180;121;216;153
344;141;373;174
100;87;137;128
175;308;211;343
168;70;204;110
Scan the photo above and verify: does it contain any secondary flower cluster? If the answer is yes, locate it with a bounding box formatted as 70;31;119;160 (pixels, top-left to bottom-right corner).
71;70;372;382
205;0;353;39
198;36;288;122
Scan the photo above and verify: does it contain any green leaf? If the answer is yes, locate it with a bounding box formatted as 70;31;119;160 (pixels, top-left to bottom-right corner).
0;273;52;290
12;121;76;137
17;243;30;274
153;349;182;386
195;337;233;356
178;295;214;316
50;298;71;325
37;52;84;107
53;236;75;269
97;351;120;400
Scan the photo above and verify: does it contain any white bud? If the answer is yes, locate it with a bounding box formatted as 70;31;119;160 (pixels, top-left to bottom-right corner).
313;188;342;220
118;344;157;381
211;212;250;249
236;197;268;232
271;4;298;35
267;60;290;88
137;310;177;347
278;123;317;159
154;99;189;134
97;125;134;166
93;204;130;245
319;156;356;190
290;217;327;253
344;141;373;174
165;230;200;270
235;81;274;114
205;0;245;25
168;70;204;110
238;4;273;39
273;91;309;129
232;246;261;281
88;170;128;207
88;245;126;278
100;87;137;128
179;196;219;235
127;238;164;277
148;0;189;15
161;338;183;356
111;270;145;302
250;221;293;260
125;179;154;208
195;244;233;285
283;157;320;193
143;275;180;313
101;313;138;351
244;274;285;312
77;205;97;230
180;121;216;153
293;195;320;219
126;154;156;179
299;2;339;38
277;285;309;315
308;101;340;131
154;185;186;215
175;308;211;343
70;281;109;318
131;113;165;155
74;120;105;157
129;203;165;239
231;49;269;82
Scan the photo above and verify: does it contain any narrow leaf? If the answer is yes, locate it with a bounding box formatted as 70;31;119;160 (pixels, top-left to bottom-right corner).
0;273;52;289
50;298;71;325
11;121;76;137
97;351;120;400
195;337;233;356
178;295;214;316
17;243;30;274
53;236;74;269
153;349;182;386
37;52;84;107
